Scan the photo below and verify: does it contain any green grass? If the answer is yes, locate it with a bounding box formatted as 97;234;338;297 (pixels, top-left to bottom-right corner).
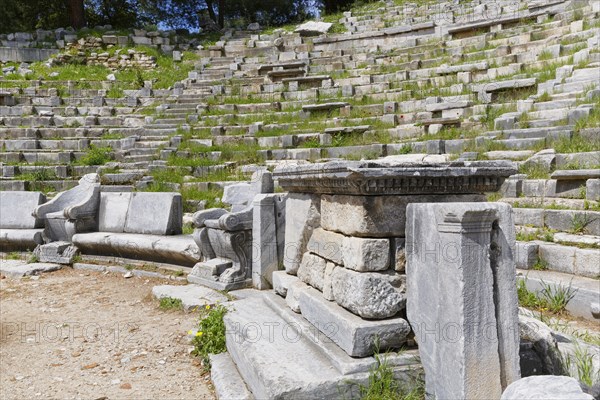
549;133;600;153
532;258;548;271
75;145;113;166
357;351;424;400
516;227;556;243
2;46;198;91
540;279;577;314
191;304;228;370
538;50;554;61
5;252;22;260
481;105;517;130
562;344;600;386
322;12;348;34
159;297;183;311
518;162;551;179
569;213;594;234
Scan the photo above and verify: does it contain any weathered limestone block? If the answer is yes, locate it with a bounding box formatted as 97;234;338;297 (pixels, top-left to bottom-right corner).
299;287;411;357
272;270;298;297
308;228;389;271
406;202;520;399
391;237;406;273
285;280;309;313
306;227;343;264
331;267;405;319
321;194;484;237
322;261;338;301
501;376;593;400
283;193;321;274
223;170;273;212
518;310;564;375
341;236;389;272
297;252;327;291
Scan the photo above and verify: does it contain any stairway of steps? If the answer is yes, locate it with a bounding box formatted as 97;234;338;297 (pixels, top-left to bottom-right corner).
0;0;598;206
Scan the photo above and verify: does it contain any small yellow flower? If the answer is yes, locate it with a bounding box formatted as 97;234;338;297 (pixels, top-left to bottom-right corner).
205;305;211;310
187;330;193;335
196;331;203;337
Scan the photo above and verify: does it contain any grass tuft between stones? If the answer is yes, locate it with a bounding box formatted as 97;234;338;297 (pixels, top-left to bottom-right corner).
191;304;228;370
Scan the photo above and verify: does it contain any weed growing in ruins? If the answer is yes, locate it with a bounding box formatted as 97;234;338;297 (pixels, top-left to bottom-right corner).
571;345;599;386
322;12;348;34
537;92;552;102
518;162;550;179
191;304;228;370
182;224;194;235
532;258;548;271
27;252;39;263
569;213;593;234
76;145;113;166
540;280;577;314
6;252;21;260
481;105;516;130
159;297;183;311
538;50;554;61
561;344;600;386
356;351;424;400
517;279;547;309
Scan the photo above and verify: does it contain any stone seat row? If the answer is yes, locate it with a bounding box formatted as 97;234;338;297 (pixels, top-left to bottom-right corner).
0;177;198;266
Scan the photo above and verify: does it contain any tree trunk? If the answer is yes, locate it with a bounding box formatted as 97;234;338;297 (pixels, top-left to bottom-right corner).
69;0;86;29
205;0;217;23
217;0;225;28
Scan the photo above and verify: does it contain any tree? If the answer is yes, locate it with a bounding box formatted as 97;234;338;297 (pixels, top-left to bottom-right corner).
68;0;86;28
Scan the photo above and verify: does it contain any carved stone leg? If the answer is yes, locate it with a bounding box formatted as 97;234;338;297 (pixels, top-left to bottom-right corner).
207;229;252;284
193;227;216;261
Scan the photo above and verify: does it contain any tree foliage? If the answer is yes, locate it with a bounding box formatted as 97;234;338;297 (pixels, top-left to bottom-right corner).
0;0;367;34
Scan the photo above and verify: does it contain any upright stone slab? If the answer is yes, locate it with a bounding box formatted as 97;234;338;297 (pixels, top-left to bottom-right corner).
252;193;287;289
282;192;321;274
406;203;521;399
124;192;182;235
0;191;46;229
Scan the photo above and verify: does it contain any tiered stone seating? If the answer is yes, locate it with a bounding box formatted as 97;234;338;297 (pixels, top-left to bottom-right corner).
0;0;598;290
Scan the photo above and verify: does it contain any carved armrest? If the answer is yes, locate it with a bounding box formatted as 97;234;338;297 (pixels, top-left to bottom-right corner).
192;208;228;228
63;187;100;220
210;207;253;231
33;194;64;219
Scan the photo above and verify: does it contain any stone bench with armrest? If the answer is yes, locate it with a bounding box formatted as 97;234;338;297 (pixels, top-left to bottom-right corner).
33;173;101;242
72;191;200;267
0;191;46;251
188;170;274;290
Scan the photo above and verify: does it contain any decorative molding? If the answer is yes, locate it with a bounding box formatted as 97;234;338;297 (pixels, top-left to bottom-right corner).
274;160;517;195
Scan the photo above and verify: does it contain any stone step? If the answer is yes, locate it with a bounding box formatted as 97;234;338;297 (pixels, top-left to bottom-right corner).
501;197;598;211
496;126;573;140
128;148;156;156
533;99;577;111
517;269;599;321
135;140;169;149
210;353;254;400
527;118;567;128
223;291;420;399
513;208;600;236
123;154;155;162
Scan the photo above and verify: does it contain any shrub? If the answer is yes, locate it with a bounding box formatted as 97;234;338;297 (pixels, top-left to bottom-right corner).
159;297;183;311
77;145;113;166
191;304;228;369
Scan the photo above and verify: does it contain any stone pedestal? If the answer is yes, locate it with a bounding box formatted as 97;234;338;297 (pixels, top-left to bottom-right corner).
406;202;521;399
273;159;517;359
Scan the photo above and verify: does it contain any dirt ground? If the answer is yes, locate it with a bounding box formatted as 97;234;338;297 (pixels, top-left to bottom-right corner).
0;267;215;400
